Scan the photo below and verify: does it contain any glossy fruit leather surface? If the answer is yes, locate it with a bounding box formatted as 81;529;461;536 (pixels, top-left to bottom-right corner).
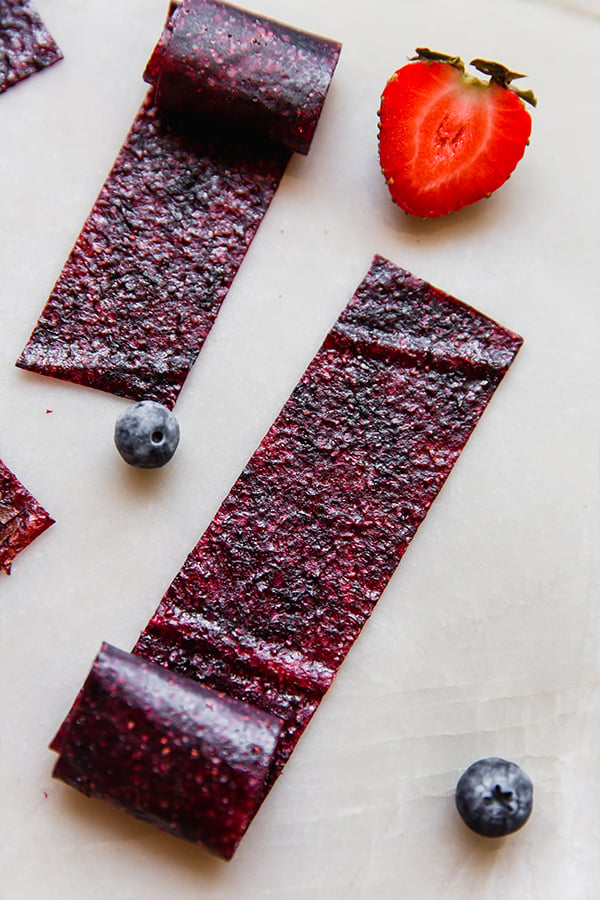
52;256;522;857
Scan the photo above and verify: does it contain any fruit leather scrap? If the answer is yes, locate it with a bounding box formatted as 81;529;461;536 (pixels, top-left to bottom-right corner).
17;0;341;408
51;257;523;858
0;458;54;573
0;0;62;94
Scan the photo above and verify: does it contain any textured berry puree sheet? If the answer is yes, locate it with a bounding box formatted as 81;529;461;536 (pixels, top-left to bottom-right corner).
51;257;523;858
16;0;341;408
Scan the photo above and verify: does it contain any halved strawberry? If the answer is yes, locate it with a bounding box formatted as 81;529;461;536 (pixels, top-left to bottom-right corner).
378;49;537;218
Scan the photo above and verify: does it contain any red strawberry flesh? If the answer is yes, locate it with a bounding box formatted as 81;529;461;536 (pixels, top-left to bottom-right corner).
379;58;533;217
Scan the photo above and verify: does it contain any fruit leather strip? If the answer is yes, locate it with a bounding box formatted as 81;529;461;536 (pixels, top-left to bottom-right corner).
0;0;62;94
130;256;523;776
0;458;54;573
52;643;283;859
16;2;341;408
52;256;522;857
145;0;342;155
17;100;290;407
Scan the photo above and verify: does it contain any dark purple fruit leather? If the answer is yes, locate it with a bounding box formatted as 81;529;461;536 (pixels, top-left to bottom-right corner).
145;0;341;154
0;458;54;573
52;643;283;859
0;0;62;94
51;257;523;857
16;0;341;408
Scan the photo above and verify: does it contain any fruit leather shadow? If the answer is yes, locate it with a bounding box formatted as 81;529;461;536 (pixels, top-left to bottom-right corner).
50;257;523;859
16;0;341;408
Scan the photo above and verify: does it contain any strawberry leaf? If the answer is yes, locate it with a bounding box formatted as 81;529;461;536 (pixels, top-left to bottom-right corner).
470;58;538;106
411;47;465;71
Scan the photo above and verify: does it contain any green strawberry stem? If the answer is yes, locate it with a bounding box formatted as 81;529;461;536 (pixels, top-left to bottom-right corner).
411;48;537;107
471;58;537;106
410;47;465;70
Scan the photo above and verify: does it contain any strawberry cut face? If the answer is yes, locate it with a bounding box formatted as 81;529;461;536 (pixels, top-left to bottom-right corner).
379;58;533;217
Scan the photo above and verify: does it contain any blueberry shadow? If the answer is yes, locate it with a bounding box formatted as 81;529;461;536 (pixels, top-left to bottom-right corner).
111;456;179;503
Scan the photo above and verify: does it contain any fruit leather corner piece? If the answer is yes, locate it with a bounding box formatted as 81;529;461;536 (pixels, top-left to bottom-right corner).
15;1;340;408
144;0;341;154
0;458;54;574
0;0;62;94
51;643;283;859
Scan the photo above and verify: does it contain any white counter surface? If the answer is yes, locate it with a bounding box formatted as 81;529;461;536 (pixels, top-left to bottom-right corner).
1;0;599;896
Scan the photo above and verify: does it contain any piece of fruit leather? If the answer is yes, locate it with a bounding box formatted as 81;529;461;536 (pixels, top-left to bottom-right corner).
132;256;523;778
52;257;522;857
145;0;341;155
52;643;282;859
0;458;54;574
16;0;341;407
0;0;62;94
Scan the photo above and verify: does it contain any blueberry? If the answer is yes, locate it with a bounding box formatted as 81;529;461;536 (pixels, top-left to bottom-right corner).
455;757;533;838
114;401;180;468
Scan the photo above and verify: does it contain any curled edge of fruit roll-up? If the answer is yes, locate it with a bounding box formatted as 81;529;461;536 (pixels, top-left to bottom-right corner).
51;643;283;860
0;458;54;574
145;0;342;155
50;256;523;859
